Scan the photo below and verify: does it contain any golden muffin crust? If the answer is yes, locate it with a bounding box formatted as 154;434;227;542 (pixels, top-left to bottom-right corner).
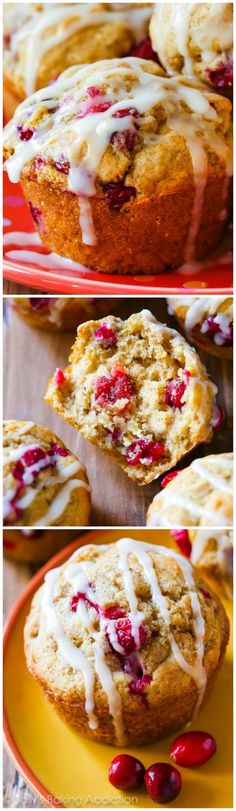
24;537;229;746
190;528;233;600
3;57;232;274
147;452;233;527
45;310;217;485
3;420;91;527
150;3;233;90
11;296;118;332
167;296;233;360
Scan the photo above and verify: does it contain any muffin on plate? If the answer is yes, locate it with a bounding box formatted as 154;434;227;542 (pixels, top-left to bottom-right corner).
3;57;232;275
147;452;233;527
10;296;118;332
167;296;233;360
150;3;233;92
45;310;217;486
3;528;79;564
24;537;229;746
3;3;151;118
3;420;90;527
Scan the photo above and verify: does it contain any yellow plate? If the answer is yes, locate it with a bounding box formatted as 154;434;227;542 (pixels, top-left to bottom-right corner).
4;529;233;808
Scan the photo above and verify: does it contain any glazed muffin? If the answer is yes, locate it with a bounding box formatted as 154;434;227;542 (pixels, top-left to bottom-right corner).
3;3;151;118
190;529;233;600
150;3;233;92
147;452;233;527
10;296;118;332
3;58;232;275
45;310;217;486
3;528;79;564
24;537;229;746
3;420;91;527
167;297;233;360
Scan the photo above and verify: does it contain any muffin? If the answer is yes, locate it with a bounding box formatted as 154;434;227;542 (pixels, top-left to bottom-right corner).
167;297;233;360
45;310;217;486
3;3;151;118
3;57;232;275
150;3;233;91
3;420;91;527
190;529;233;600
3;528;79;564
147;452;233;527
24;537;229;746
10;296;118;332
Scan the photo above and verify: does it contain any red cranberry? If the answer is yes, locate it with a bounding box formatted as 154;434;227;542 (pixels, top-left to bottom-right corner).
77;100;112;119
126;438;165;466
22;447;46;467
102;604;126;620
144;763;182;804
170;529;192;558
29;297;49;310
34;156;47;170
17;124;34;141
122;653;143;677
161;471;179;488
94;323;117;347
166;372;190;408
111;129;137;151
199;587;211;599
211;403;225;431
129;674;152;696
53;156;70;175
111;427;122;444
113;107;138;119
29;203;42;226
54;367;66;387
103;181;136;211
94;367;133;410
170;731;216;768
109;754;145;791
130;36;159;62
70;592;100;615
206;58;233;88
87;86;105;98
49;443;71;458
114;618;147;654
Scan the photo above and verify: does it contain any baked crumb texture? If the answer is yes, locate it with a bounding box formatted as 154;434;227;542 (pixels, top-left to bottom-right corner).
24;538;229;746
147;452;233;526
190;528;233;600
45;310;217;485
3;420;91;527
167;296;233;360
3;56;232;274
11;296;118;332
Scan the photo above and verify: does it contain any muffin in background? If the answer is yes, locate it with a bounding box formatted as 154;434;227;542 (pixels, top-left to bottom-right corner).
10;297;118;332
167;297;233;360
3;528;79;564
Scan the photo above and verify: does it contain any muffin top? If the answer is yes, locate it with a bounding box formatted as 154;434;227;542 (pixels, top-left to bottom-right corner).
3;3;151;97
167;296;233;345
3;419;89;526
147;452;233;527
150;3;233;89
25;537;228;744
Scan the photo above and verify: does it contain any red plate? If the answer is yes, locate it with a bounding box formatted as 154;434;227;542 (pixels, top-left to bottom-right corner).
3;174;233;295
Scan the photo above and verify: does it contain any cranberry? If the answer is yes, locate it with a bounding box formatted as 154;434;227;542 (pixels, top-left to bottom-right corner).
53;156;70;175
70;591;100;615
29;203;42;226
111;129;137;151
29;297;49;310
170;529;192;558
111;427;122;444
49;443;70;457
130;36;159;62
199;588;211;599
113;107;138;119
34;156;47;170
94;367;133;410
161;471;179;488
206;58;233;88
54;367;66;387
114;618;147;654
144;763;182;804
17;124;34;141
122;653;143;677
170;731;216;768
211;403;225;431
77;100;112;119
166;372;190;408
102;604;126;620
129;674;152;696
103;181;136;211
87;86;105;98
22;447;46;467
126;438;165;466
109;754;145;791
94;323;118;347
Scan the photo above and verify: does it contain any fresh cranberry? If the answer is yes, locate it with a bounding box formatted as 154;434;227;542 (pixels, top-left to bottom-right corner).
170;529;192;558
103;181;136;211
54;367;66;387
144;763;182;804
199;588;211;599
22;447;46;467
129;674;152;696
29;297;49;310
87;86;105;98
170;731;216;768
29;203;42;226
126;438;165;466
111;129;137;152
166;372;190;408
34;156;47;170
114;618;147;654
49;443;70;458
113;107;138;119
53;156;70;175
109;754;145;791
4;34;11;48
211;404;225;431
130;36;159;62
70;592;100;615
77;100;112;119
206;58;233;88
111;427;122;444
94;323;118;347
161;471;179;488
102;604;126;620
94;367;133;410
17;125;34;141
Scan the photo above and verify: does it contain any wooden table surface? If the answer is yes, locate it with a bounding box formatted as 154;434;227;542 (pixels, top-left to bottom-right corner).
3;280;41;295
3;296;233;527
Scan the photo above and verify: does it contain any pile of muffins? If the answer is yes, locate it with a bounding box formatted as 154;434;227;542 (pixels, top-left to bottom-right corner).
3;2;233;274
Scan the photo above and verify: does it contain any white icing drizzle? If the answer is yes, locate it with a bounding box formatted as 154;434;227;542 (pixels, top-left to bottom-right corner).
34;477;90;526
3;420;34;438
191;528;232;567
191;458;233;495
4;57;232;256
167;296;232;333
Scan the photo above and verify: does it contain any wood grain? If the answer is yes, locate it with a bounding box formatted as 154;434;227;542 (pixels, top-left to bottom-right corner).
3;297;233;527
